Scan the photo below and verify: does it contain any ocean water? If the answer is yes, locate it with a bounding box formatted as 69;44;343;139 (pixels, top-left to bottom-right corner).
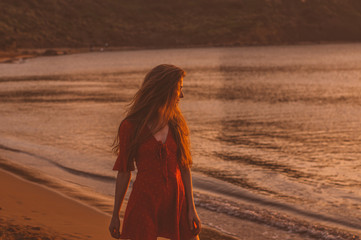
0;44;361;239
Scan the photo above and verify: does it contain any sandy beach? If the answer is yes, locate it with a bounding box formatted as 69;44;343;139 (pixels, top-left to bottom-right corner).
0;168;110;240
0;167;238;240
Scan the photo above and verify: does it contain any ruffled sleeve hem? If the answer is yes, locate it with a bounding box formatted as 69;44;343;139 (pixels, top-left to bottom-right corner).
112;119;135;172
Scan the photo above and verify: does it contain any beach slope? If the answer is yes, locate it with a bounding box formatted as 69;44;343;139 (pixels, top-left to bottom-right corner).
0;169;110;240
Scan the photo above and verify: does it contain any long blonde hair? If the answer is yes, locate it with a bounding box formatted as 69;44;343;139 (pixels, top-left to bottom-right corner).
113;64;192;170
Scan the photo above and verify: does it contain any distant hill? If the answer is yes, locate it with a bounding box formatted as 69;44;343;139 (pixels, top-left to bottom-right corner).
2;0;361;50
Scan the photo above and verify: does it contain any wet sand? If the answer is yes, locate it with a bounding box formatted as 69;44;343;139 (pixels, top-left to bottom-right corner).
0;168;110;240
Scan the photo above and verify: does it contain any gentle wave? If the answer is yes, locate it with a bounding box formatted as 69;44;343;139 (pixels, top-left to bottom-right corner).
0;144;115;182
194;192;361;240
214;151;315;180
185;86;361;105
2;67;361;105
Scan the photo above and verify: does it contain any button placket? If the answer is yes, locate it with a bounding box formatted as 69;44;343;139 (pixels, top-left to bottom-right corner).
158;143;169;187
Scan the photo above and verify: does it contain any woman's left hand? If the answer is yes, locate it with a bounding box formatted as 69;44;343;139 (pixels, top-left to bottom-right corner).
188;207;201;236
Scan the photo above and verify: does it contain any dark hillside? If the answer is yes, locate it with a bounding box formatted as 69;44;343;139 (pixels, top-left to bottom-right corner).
1;0;361;49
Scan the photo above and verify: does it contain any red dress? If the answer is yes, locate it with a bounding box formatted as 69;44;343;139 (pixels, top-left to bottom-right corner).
113;120;195;240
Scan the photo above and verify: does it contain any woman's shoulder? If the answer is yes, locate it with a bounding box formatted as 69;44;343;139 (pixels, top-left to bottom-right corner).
121;118;134;126
119;118;137;133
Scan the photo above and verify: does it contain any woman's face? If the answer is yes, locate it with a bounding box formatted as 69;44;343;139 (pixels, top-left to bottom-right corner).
158;77;184;117
176;77;184;104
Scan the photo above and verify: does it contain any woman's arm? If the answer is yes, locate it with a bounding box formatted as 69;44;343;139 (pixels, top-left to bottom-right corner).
109;171;131;239
180;167;201;236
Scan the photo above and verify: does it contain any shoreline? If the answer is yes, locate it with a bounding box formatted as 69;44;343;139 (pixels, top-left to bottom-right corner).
0;46;163;64
1;40;358;64
0;159;238;240
0;168;110;240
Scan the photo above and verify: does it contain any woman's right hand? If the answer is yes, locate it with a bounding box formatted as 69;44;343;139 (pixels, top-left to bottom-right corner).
109;215;121;239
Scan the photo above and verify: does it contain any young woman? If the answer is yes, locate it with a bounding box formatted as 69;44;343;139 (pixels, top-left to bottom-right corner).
109;64;201;240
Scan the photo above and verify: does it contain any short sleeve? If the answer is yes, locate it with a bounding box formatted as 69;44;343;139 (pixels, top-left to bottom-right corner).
112;120;135;172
